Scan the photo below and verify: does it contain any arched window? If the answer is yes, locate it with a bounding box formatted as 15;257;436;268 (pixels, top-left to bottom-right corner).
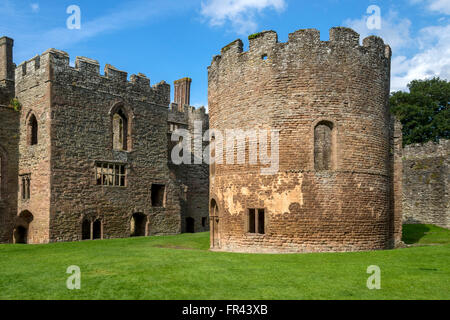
210;135;216;178
314;121;335;171
81;219;91;240
112;109;129;151
28;114;38;146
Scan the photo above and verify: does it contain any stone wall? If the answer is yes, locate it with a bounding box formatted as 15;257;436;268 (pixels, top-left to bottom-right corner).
168;102;210;233
403;140;449;229
14;49;181;243
208;28;401;253
0;106;19;243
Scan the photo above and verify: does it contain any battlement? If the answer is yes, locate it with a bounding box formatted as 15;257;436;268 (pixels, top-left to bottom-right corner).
209;27;391;70
15;48;170;105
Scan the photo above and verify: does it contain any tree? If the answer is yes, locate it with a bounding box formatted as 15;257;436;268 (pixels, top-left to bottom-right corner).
390;77;449;146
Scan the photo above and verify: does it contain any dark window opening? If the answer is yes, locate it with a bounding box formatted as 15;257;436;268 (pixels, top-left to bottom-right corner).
131;213;146;237
151;184;165;207
28;114;38;146
262;54;268;60
248;208;265;234
96;163;126;187
82;219;91;240
258;209;265;234
186;217;195;233
93;220;102;240
113;110;129;151
248;209;256;233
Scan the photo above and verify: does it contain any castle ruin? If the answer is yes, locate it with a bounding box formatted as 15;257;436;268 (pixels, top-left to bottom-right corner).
0;36;209;244
208;28;403;253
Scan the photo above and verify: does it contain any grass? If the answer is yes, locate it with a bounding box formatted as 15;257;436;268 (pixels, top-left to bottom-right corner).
0;225;449;300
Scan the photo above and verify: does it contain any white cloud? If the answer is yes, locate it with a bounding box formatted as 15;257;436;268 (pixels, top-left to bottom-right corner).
391;24;450;91
30;3;39;13
200;0;286;35
345;8;450;92
411;0;450;15
344;10;412;53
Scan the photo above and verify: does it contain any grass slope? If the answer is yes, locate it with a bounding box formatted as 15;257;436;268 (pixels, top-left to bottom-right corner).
0;225;449;300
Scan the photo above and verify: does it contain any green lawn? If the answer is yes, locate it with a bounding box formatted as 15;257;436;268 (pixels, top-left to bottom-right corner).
0;225;449;300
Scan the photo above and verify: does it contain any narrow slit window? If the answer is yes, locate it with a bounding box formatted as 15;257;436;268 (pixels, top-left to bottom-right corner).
248;209;256;233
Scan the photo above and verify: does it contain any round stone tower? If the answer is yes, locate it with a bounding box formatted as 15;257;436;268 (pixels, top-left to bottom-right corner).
208;27;402;253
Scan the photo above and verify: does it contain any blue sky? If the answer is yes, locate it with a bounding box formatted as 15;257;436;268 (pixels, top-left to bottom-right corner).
1;0;449;109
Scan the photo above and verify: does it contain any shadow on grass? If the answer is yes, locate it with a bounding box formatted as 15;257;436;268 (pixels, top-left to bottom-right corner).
402;224;431;244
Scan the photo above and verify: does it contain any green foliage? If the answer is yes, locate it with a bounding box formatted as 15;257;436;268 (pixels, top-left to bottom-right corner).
248;32;263;40
0;228;449;300
9;98;22;112
390;77;450;146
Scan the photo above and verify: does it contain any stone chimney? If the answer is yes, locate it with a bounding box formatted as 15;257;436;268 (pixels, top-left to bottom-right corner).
174;77;192;111
0;37;14;85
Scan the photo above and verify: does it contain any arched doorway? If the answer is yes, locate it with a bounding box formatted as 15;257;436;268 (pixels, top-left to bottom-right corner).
131;213;147;237
210;199;220;249
14;226;28;244
81;219;91;240
186;217;195;233
93;219;102;240
14;211;34;244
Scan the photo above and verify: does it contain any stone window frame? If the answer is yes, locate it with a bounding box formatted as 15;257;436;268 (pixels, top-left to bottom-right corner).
109;102;134;152
311;118;339;172
80;216;104;240
19;173;31;201
26;111;39;146
150;183;166;208
245;208;267;235
94;161;127;187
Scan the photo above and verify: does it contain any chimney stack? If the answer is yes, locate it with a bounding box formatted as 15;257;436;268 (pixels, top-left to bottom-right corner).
174;77;192;111
0;36;14;85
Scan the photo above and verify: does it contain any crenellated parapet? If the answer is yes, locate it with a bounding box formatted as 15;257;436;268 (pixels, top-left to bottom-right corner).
15;49;170;107
209;27;391;74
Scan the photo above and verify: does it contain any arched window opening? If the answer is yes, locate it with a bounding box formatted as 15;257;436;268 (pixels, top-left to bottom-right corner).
314;121;334;171
130;213;147;237
210;135;216;178
82;219;91;240
113;109;129;151
93;219;102;240
28;114;38;146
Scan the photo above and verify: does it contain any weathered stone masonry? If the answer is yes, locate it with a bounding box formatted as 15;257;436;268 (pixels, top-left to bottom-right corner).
208;28;403;253
0;36;209;244
403;140;449;229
